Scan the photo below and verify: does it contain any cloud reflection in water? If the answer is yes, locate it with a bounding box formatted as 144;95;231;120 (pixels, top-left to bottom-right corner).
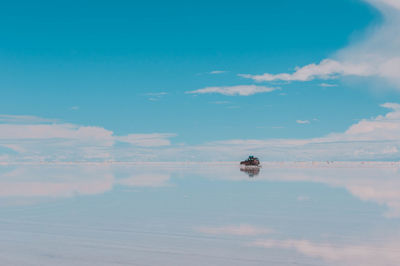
0;162;400;265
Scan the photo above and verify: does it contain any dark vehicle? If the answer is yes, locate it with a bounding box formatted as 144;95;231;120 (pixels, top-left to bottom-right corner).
240;155;260;166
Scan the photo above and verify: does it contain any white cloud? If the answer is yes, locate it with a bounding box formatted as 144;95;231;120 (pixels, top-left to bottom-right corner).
145;92;168;101
381;102;400;110
186;85;278;96
239;59;373;82
0;165;114;198
0;124;114;143
319;83;338;87
210;70;227;74
187;102;400;161
145;92;168;96
116;133;176;147
195;224;272;236
251;238;400;266
0;115;175;162
0;164;172;199
3;161;400;218
3;102;400;162
296;120;310;124
239;0;400;89
367;0;400;12
168;160;400;218
246;163;400;218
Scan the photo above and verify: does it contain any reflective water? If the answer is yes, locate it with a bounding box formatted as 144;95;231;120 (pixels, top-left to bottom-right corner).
1;162;400;265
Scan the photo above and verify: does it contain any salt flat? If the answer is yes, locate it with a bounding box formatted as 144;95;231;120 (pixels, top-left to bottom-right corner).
0;163;399;265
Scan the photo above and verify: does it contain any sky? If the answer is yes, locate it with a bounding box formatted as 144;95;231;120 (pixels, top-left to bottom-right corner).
1;0;400;162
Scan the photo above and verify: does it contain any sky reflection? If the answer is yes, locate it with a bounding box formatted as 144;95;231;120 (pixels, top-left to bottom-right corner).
1;162;400;265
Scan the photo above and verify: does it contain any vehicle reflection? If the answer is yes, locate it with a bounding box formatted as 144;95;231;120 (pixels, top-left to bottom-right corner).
240;166;261;177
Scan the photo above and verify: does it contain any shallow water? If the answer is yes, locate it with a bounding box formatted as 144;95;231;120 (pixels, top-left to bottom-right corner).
1;162;400;265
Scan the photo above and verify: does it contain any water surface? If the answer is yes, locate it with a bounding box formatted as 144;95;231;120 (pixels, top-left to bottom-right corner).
1;162;400;265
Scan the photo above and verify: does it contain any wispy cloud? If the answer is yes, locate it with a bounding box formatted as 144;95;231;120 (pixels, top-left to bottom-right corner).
319;83;338;87
296;120;310;124
210;70;228;74
195;224;273;236
239;0;400;89
0;115;58;124
145;92;168;101
186;85;278;96
145;92;168;96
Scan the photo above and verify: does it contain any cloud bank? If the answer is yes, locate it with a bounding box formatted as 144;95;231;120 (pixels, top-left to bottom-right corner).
184;102;400;161
2;102;400;162
0;116;175;162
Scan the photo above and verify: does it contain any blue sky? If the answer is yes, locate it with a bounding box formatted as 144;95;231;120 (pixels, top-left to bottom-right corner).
1;0;400;161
